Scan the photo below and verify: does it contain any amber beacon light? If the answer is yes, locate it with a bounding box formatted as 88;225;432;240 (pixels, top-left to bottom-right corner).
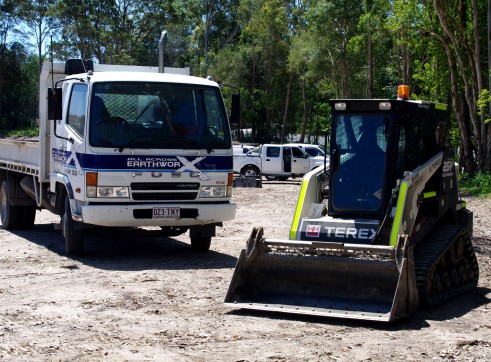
397;85;410;100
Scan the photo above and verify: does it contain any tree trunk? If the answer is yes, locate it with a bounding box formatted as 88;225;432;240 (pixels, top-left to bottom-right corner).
280;73;293;143
443;41;475;173
300;76;307;143
434;0;481;169
367;31;373;98
204;0;212;72
486;0;491;170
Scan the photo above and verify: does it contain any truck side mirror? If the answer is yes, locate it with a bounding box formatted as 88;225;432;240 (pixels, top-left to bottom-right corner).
48;88;62;121
230;94;240;125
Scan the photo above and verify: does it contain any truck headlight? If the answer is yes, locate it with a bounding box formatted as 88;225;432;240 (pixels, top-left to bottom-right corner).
97;186;129;198
199;186;226;198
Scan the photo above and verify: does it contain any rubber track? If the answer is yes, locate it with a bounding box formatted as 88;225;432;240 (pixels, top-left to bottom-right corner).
414;225;479;307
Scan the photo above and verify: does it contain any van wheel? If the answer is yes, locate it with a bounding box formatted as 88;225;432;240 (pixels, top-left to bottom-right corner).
0;181;22;229
190;236;211;252
62;196;84;255
241;166;260;177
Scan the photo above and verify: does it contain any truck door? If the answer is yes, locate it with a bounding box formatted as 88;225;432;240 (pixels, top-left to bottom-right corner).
291;146;310;174
263;146;282;174
61;83;88;193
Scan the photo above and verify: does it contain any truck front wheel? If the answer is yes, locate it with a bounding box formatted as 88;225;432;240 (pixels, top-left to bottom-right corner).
0;181;22;229
190;236;212;252
62;196;84;255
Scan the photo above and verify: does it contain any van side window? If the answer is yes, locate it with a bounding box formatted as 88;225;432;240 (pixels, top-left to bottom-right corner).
67;83;88;138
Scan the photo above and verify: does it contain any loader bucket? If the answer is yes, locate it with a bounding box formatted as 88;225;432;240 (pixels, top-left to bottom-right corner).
225;228;419;322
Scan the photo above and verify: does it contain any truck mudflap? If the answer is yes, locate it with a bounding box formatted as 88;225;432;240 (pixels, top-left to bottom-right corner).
224;227;419;322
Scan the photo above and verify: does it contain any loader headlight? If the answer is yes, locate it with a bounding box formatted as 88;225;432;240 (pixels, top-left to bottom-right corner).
334;102;347;110
199;186;226;198
97;186;129;198
379;102;391;110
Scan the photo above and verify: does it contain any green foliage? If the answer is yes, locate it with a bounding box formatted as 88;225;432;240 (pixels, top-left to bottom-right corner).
0;0;489;171
460;172;491;197
0;126;39;137
477;89;491;124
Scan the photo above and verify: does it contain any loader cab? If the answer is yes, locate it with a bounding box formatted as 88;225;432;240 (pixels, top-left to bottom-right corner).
328;98;448;220
329;102;393;217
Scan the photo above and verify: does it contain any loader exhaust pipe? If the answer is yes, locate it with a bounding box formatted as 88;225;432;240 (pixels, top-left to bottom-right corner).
158;30;168;73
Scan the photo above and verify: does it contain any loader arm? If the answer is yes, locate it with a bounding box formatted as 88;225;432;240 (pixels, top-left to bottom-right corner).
389;151;443;246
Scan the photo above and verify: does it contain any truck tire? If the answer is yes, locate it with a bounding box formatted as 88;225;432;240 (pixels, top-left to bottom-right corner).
241;165;260;177
19;206;36;229
190;236;212;252
0;181;22;229
62;196;84;255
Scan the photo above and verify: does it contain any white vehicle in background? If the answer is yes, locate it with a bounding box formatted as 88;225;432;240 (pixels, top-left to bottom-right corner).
234;144;323;181
284;143;327;158
233;144;256;155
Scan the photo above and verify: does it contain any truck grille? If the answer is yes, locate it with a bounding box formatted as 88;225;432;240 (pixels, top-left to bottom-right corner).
130;182;200;201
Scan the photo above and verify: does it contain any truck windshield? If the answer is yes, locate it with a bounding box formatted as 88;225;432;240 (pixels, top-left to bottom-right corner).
89;82;231;150
331;114;388;212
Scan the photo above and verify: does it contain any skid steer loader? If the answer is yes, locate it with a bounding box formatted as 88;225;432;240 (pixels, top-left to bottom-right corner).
225;86;479;322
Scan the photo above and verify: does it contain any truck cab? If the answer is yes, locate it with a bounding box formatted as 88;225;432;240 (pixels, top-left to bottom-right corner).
0;59;238;255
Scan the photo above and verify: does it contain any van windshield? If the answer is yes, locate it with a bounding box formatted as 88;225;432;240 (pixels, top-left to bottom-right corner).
89;82;231;150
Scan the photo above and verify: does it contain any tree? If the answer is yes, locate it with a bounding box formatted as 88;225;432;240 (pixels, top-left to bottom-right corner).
0;0;18;127
14;0;60;73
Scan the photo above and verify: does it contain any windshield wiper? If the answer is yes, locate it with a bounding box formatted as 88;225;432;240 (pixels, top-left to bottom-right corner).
117;134;153;152
182;139;213;154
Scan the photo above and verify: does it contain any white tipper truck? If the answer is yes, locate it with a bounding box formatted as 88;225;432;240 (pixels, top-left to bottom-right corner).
0;43;239;255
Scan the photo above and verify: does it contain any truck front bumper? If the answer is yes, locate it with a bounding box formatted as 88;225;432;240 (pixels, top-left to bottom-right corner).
79;202;237;227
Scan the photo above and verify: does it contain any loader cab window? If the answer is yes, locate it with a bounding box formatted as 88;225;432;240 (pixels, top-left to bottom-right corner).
67;83;88;138
331;114;388;212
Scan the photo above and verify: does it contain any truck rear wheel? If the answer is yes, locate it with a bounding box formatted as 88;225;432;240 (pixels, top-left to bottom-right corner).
0;181;22;229
190;236;212;252
62;196;84;255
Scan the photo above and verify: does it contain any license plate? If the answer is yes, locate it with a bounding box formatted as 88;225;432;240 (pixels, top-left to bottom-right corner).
152;207;180;218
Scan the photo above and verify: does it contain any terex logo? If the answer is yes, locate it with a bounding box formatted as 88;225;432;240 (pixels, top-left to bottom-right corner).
325;226;376;240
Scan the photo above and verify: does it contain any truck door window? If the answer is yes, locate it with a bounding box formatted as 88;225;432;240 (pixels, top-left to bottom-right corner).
67;83;88;138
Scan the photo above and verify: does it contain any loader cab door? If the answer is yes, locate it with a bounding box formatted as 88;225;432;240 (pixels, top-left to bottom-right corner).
330;113;389;215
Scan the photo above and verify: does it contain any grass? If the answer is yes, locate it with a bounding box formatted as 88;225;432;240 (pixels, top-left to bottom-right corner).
0;126;39;138
460;172;491;197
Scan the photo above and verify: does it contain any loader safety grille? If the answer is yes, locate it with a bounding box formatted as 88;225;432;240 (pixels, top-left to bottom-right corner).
264;240;395;261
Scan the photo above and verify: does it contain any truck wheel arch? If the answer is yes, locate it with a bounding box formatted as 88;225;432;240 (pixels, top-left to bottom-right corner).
52;178;74;215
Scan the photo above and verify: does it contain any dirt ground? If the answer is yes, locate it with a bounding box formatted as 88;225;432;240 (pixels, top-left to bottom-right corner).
0;180;490;361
